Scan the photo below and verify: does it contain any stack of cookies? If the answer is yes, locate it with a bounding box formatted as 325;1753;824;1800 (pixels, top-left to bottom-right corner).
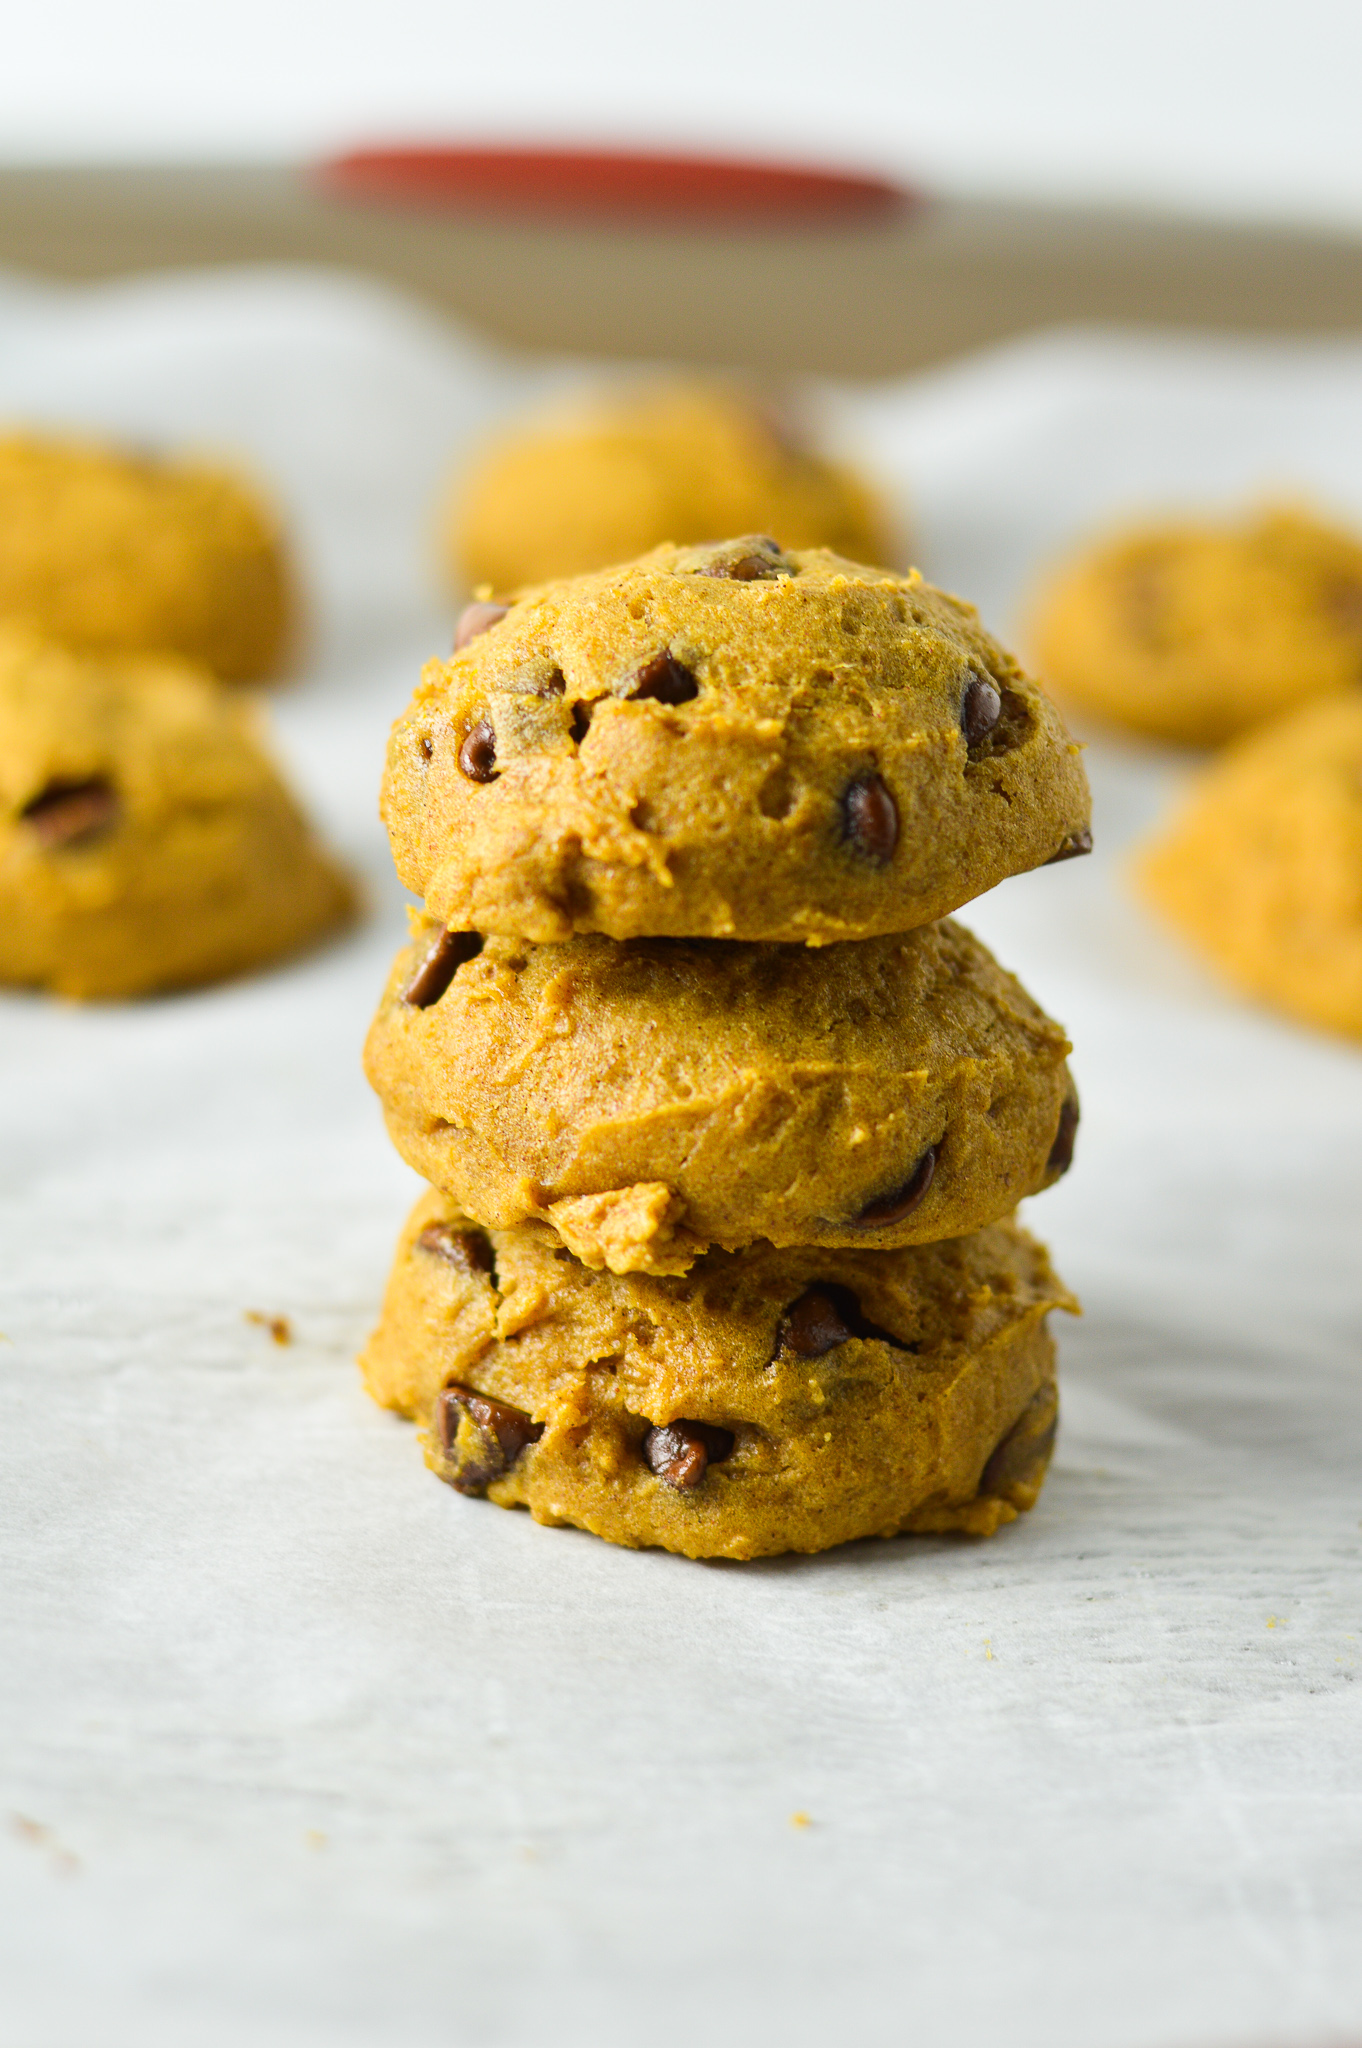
362;535;1091;1560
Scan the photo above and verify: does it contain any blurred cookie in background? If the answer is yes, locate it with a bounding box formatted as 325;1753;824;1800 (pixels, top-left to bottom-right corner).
1134;693;1362;1040
0;432;295;681
0;627;355;1000
1029;504;1362;746
445;380;895;593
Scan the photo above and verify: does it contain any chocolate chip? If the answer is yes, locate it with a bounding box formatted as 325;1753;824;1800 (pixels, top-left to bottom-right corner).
961;672;1002;749
434;1382;542;1495
779;1288;855;1355
507;664;567;699
416;1222;495;1274
643;1420;735;1491
631;651;699;705
1046;1088;1079;1179
459;719;497;782
1043;827;1092;865
402;926;482;1006
454;602;508;650
853;1146;936;1227
979;1382;1058;1497
841;773;898;862
20;777;119;848
778;1283;911;1356
569;701;594;744
700;540;790;582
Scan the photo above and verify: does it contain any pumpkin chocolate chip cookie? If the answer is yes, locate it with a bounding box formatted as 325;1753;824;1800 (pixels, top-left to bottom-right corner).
364;913;1077;1272
360;1188;1076;1560
0;627;355;999
0;431;294;680
1030;503;1362;747
1135;692;1362;1040
447;380;893;593
382;538;1091;944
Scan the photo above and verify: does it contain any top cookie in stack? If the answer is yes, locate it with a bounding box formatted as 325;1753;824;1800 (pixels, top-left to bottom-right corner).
364;536;1089;1559
381;536;1090;946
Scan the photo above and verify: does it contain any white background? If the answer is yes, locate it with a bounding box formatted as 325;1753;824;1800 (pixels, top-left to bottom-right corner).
3;0;1362;232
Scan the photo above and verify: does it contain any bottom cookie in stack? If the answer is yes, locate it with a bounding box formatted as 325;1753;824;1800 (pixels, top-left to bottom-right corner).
361;1188;1078;1561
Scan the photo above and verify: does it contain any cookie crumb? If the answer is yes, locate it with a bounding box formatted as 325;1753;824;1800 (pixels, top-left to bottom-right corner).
790;1811;812;1829
11;1813;79;1874
246;1310;292;1346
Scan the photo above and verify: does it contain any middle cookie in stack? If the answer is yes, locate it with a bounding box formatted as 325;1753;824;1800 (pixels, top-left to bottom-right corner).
363;536;1090;1559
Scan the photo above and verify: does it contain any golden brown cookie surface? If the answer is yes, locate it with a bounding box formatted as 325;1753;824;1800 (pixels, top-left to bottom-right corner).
1135;693;1362;1039
365;914;1076;1271
0;432;293;680
361;1190;1076;1560
1030;505;1362;746
0;628;355;999
383;539;1091;944
448;381;893;592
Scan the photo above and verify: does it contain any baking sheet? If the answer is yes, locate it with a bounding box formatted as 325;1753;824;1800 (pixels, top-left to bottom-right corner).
2;268;1361;2048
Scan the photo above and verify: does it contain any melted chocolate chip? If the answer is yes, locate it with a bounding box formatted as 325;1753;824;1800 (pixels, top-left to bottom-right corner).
459;719;498;782
1046;1089;1080;1179
841;773;898;863
961;672;1002;749
631;651;699;705
778;1284;909;1357
853;1146;936;1227
454;602;508;651
643;1420;735;1491
402;926;483;1006
434;1382;543;1495
1043;827;1093;865
416;1222;495;1274
979;1382;1059;1497
20;777;119;848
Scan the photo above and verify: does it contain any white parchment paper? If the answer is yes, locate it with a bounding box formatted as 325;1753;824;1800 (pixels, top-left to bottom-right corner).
2;271;1360;2048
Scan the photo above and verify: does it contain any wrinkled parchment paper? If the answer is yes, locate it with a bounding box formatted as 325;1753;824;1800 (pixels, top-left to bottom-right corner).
3;269;1361;2048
